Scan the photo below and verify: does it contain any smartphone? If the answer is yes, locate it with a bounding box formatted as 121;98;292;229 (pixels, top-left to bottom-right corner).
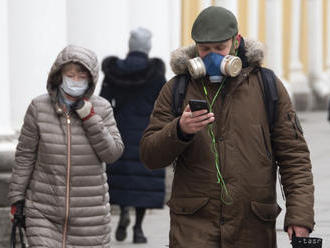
189;99;209;112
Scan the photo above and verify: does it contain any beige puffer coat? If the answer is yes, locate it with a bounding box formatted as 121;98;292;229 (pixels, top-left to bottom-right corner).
8;45;124;248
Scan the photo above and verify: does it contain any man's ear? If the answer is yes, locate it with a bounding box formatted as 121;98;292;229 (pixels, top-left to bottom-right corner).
234;34;241;50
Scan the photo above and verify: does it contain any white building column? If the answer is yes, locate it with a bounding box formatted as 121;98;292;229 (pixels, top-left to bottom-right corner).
214;0;238;17
8;0;67;130
201;0;213;10
307;0;329;98
0;0;14;135
248;0;259;39
288;0;310;95
265;0;293;97
326;0;330;76
265;0;283;76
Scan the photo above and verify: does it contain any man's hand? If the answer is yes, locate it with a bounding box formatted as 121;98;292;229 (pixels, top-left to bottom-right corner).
287;225;309;240
179;104;215;134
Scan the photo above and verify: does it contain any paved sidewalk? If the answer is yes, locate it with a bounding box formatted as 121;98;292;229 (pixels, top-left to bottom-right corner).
110;111;330;248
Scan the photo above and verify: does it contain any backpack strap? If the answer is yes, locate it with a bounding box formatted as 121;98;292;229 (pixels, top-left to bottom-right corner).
258;67;279;134
172;74;190;117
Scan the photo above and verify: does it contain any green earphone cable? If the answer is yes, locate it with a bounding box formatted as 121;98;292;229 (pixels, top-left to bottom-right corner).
202;77;233;205
200;40;239;204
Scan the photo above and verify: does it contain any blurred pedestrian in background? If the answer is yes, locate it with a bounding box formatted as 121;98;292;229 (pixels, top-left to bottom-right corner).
8;45;124;247
100;27;166;244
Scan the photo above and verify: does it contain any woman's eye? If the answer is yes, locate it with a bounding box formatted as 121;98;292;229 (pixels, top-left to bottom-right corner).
79;74;88;80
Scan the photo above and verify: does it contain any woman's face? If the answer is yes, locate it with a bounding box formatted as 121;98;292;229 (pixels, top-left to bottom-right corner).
62;63;89;82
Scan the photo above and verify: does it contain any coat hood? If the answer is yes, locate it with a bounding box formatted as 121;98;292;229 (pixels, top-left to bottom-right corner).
101;56;165;89
46;45;99;110
170;38;264;75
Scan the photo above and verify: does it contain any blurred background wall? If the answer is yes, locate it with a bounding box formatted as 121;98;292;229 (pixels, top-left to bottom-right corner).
0;0;330;133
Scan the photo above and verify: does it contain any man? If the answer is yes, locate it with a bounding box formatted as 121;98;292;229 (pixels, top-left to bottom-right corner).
140;6;314;248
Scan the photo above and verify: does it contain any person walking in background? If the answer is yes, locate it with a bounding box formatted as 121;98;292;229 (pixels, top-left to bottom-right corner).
140;6;315;248
100;27;166;244
8;45;124;247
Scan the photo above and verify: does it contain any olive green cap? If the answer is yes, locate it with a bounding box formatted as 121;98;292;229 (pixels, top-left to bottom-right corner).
191;6;238;43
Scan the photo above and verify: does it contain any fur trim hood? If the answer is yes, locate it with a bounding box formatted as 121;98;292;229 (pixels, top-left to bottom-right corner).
101;56;165;88
170;38;264;75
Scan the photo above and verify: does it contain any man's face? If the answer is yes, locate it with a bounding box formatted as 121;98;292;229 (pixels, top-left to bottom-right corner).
197;39;233;58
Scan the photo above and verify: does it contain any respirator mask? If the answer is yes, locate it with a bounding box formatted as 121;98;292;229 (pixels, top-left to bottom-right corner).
187;52;242;83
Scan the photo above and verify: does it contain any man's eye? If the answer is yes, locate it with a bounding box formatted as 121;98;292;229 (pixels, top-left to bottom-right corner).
216;46;225;51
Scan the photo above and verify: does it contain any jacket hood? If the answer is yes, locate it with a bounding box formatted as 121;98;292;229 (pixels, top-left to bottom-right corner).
170;38;264;75
102;56;165;88
47;45;99;105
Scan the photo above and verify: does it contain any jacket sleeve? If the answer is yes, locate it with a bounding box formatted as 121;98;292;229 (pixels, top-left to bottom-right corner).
82;100;124;164
8;100;39;205
271;79;315;232
140;78;193;170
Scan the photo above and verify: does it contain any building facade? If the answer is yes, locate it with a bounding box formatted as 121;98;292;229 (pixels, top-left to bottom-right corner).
1;0;330;136
0;0;329;245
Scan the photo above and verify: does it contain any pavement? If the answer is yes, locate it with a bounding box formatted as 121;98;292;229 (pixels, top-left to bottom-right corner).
109;111;330;248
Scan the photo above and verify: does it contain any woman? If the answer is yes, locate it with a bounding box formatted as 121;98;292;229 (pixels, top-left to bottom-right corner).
8;45;124;247
100;27;166;244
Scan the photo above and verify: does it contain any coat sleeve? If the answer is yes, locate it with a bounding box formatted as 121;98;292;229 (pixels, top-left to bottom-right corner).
8;100;39;205
140;78;193;170
271;79;315;232
82;100;124;164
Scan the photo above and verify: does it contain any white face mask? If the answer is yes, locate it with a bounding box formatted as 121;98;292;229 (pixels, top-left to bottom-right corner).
60;76;89;97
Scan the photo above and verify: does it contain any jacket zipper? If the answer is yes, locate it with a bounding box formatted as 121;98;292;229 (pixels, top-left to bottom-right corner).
62;114;71;248
261;126;272;160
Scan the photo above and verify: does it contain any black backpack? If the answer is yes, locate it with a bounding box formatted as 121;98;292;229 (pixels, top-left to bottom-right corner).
171;67;279;134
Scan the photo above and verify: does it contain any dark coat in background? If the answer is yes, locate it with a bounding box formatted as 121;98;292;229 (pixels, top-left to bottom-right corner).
100;52;166;208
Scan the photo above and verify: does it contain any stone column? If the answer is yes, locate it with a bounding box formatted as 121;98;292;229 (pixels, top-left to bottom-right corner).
289;0;310;109
8;0;67;130
214;0;238;17
265;0;293;98
326;0;330;75
201;0;213;9
0;0;14;136
307;0;329;99
248;0;259;39
265;0;283;76
0;1;15;242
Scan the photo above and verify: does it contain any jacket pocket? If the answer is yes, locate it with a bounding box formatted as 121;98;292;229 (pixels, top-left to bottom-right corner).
167;197;209;215
251;201;282;222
